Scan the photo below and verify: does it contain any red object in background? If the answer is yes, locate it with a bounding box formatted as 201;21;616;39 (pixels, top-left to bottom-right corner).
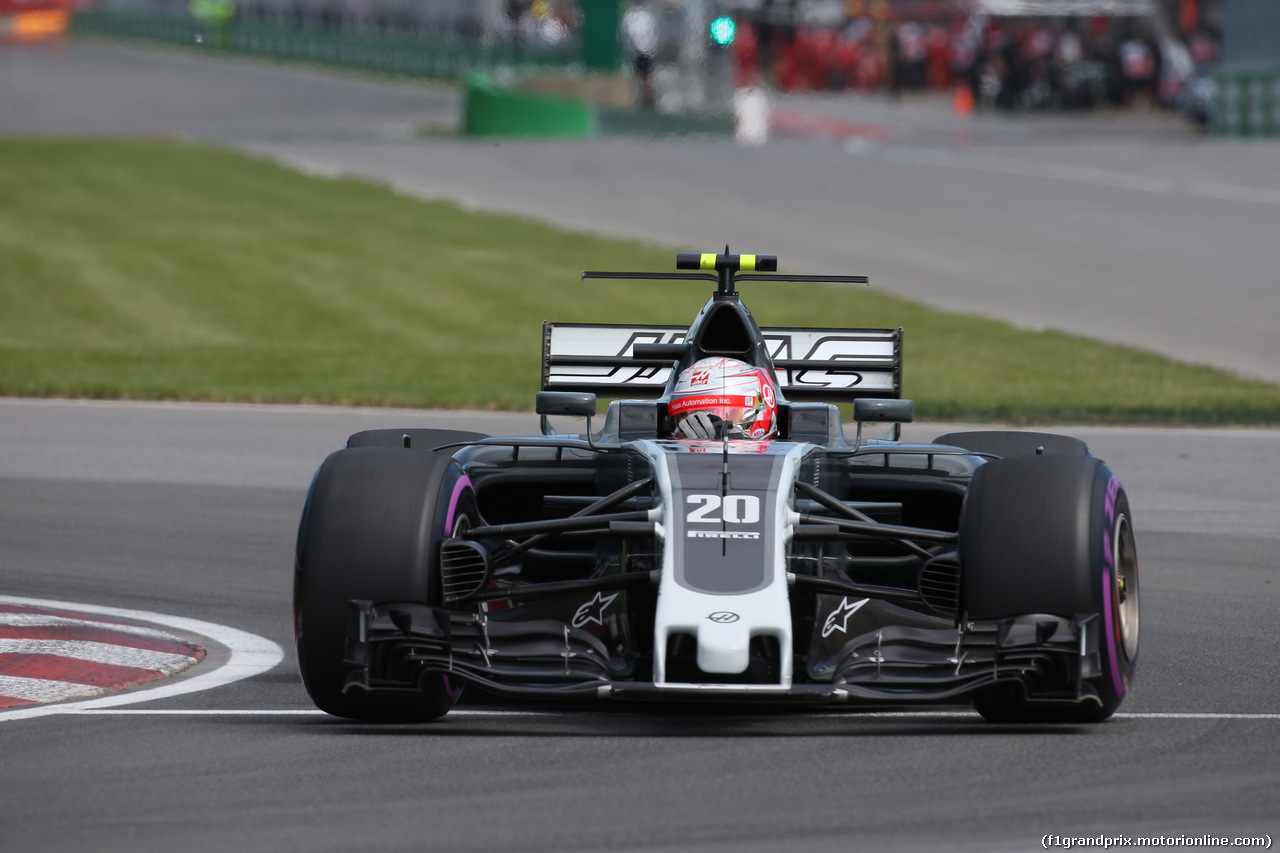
775;38;801;92
925;24;950;89
855;43;887;89
810;29;836;90
733;22;759;88
0;0;74;42
1180;0;1198;36
793;29;817;91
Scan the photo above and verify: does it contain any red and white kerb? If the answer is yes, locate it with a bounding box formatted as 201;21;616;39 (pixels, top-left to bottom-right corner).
0;604;206;709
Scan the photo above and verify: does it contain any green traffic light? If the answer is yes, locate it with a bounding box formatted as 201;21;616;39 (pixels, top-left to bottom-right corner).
709;16;735;47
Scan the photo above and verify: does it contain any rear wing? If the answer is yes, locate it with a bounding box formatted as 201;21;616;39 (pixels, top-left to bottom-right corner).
542;322;902;402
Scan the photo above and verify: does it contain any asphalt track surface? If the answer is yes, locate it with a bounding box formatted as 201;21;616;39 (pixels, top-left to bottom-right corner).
2;38;1279;853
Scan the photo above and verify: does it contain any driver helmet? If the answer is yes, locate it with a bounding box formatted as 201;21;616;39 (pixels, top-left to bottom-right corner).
669;357;778;439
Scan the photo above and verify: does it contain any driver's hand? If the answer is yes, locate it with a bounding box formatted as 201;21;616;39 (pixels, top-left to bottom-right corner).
677;411;722;439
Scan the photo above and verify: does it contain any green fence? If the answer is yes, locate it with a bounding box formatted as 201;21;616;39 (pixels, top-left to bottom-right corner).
1213;66;1280;137
72;10;578;82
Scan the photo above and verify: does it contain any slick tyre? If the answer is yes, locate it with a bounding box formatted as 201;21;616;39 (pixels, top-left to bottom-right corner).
345;429;488;450
959;455;1139;723
294;447;478;722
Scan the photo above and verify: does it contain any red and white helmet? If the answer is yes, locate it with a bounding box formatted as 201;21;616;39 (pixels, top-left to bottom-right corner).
669;357;778;439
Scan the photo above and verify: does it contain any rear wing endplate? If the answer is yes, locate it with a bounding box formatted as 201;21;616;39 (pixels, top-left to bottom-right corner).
542;322;902;402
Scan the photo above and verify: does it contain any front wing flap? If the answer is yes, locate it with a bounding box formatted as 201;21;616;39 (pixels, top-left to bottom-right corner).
829;613;1103;704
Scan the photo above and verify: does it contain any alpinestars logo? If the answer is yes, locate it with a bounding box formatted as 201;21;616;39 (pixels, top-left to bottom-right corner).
822;597;870;638
572;592;619;628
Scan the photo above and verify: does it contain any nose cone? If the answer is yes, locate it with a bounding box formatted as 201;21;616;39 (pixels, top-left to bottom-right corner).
696;618;751;674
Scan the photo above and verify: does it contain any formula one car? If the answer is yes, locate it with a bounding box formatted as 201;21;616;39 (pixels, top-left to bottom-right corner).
294;251;1139;724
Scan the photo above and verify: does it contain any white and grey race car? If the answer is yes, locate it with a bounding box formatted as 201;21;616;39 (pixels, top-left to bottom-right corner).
293;251;1139;724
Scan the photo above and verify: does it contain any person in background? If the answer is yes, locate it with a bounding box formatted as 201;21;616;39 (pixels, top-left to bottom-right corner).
622;1;659;108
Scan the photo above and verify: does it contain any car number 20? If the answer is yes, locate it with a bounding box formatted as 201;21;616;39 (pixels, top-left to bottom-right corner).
686;494;760;524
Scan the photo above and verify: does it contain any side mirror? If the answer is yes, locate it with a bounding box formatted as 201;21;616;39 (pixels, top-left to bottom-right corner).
536;391;597;418
537;391;597;437
853;398;914;424
852;398;914;446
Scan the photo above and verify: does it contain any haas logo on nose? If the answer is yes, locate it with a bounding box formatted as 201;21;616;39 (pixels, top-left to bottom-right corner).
706;611;740;624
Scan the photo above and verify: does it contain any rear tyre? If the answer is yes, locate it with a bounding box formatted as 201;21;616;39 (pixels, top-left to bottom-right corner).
294;447;478;721
959;455;1139;723
345;429;488;450
933;430;1089;458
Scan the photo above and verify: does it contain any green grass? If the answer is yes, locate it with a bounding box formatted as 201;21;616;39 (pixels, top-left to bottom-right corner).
3;138;1279;424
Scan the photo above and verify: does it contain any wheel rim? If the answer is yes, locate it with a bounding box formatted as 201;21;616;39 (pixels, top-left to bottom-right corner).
1113;512;1139;661
452;514;471;538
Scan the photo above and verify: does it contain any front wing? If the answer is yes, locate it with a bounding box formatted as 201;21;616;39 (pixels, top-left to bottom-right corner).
342;599;1108;708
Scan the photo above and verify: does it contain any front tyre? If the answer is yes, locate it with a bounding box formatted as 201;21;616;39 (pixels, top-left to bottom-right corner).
294;447;477;721
960;455;1139;723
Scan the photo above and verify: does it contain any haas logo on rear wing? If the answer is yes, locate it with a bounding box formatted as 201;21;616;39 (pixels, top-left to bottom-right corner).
542;323;902;402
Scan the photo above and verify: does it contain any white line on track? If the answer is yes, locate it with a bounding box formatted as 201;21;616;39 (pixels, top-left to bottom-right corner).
12;700;1279;721
0;596;283;723
1119;712;1280;719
